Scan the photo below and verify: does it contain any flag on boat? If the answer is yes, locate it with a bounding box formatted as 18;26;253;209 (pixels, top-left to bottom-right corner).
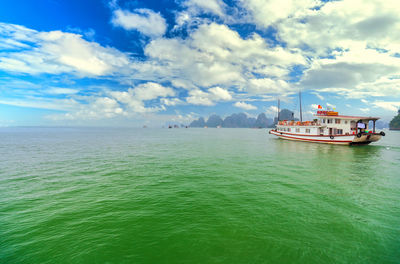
318;105;322;109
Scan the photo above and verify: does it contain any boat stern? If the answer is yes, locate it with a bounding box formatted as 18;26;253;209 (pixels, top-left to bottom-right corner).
351;132;384;144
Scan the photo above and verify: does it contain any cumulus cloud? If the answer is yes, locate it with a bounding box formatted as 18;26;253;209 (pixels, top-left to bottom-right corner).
0;23;129;76
3;0;400;123
48;97;125;120
209;86;232;100
266;0;400;100
133;82;175;100
301;48;400;91
240;0;320;28
234;101;257;110
142;23;304;92
112;8;167;38
372;101;400;112
47;82;176;120
182;0;226;17
265;105;278;116
277;0;400;55
108;82;174;113
186;90;214;105
160;98;184;106
248;78;292;94
186;87;231;105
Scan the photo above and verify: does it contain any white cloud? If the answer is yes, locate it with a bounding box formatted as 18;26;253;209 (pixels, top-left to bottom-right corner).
277;0;400;55
133;82;175;100
240;0;320;28
108;82;173;113
326;103;336;109
268;0;400;100
160;98;184;106
265;105;278;117
186;86;232;105
0;23;36;50
0;23;129;76
186;89;214;105
46;87;79;95
182;0;226;17
372;101;400;112
112;8;167;38
234;101;257;110
49;97;125;120
300;48;400;92
49;82;176;120
4;0;400;124
0;97;79;111
209;86;232;100
310;104;319;110
315;77;400;99
311;92;324;100
142;23;305;91
248;78;293;94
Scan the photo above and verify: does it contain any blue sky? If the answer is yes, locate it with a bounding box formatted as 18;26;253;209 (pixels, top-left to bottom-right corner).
1;0;400;126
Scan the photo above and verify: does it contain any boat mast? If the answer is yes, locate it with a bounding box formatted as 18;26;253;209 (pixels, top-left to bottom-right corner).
277;98;280;122
299;90;303;122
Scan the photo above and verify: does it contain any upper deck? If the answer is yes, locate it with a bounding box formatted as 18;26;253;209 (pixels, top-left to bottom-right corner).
315;111;380;121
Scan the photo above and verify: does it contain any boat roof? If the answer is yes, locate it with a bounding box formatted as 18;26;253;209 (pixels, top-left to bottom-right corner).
315;114;380;120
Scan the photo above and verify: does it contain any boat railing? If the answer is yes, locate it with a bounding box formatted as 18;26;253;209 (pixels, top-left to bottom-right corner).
278;120;321;126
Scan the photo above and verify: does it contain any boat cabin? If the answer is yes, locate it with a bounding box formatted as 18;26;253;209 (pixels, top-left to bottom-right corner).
276;111;379;136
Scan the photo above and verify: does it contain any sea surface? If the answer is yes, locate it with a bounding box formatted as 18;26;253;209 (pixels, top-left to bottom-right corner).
1;127;399;263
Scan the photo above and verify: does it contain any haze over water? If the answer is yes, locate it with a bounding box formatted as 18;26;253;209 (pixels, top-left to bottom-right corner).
1;127;399;263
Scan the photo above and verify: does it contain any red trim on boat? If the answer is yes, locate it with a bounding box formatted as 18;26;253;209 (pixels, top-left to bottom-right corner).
270;131;353;143
272;130;352;137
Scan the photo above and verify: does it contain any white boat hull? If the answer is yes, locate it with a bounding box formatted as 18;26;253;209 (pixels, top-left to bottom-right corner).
269;130;382;145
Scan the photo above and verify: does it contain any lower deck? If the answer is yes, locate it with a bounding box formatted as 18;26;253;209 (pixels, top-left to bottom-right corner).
269;129;382;145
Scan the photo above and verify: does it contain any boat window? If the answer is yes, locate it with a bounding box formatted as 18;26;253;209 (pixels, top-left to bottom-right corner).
306;129;310;133
322;119;325;123
335;119;341;124
350;121;356;130
327;119;332;124
296;128;300;133
288;128;291;132
345;120;348;124
337;129;343;135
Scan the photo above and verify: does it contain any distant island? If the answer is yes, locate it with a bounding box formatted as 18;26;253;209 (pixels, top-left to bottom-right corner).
389;109;400;130
189;109;296;128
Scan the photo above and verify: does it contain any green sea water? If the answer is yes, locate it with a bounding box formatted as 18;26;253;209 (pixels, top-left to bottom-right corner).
1;127;399;263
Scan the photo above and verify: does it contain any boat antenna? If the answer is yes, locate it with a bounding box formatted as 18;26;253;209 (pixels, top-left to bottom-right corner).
277;98;280;122
299;90;303;122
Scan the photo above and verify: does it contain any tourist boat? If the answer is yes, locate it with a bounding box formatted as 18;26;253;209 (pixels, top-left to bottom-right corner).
269;95;385;145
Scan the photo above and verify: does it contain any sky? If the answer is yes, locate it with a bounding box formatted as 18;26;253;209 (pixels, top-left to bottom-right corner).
1;0;400;127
